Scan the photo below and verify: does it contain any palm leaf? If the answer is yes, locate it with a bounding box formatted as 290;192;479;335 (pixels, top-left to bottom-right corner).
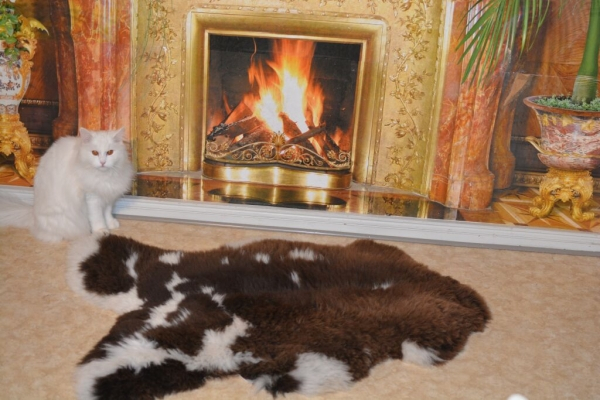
457;0;550;85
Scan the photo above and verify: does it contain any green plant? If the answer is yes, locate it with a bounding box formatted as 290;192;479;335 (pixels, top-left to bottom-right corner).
0;0;48;66
535;95;600;111
458;0;599;105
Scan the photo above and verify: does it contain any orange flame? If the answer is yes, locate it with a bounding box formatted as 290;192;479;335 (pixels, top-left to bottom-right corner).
245;39;324;136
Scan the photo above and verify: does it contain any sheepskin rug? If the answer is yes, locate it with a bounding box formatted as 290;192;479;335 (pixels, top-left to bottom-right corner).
67;235;490;399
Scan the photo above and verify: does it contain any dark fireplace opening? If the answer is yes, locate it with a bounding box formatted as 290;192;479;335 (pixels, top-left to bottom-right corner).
204;34;361;173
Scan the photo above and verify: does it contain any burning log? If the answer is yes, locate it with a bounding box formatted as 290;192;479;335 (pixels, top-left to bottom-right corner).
230;129;273;149
323;130;341;153
224;101;254;124
307;129;342;167
286;125;326;145
275;112;319;154
207;115;263;142
208;101;338;164
207;102;258;142
279;112;303;139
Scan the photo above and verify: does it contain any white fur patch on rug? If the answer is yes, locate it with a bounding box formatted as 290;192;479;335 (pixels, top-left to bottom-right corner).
67;235;490;399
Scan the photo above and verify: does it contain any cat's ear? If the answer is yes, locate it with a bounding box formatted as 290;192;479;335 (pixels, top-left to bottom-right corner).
113;127;126;143
80;127;93;144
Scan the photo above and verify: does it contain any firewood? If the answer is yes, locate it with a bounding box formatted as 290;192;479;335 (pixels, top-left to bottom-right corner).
323;130;341;153
207;101;259;142
279;112;303;139
224;101;254;124
230;129;274;149
286;125;326;145
207;115;265;142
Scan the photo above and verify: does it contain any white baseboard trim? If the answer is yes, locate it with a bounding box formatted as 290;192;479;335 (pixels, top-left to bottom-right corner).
2;185;599;256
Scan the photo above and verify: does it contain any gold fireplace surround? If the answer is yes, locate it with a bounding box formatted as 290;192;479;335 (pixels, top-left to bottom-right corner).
186;10;387;189
130;0;447;195
72;0;514;209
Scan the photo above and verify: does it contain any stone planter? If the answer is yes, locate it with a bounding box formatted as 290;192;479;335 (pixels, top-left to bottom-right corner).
523;96;599;221
0;47;37;183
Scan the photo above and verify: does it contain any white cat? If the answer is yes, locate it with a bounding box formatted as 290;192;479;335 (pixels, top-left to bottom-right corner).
0;127;134;242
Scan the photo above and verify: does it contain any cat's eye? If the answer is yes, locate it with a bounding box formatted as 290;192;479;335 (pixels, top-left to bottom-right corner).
107;150;114;155
92;150;99;156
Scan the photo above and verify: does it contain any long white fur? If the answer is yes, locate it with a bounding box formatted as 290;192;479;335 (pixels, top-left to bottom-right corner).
401;340;442;366
146;273;189;328
159;251;183;265
0;127;134;242
288;248;323;261
76;316;261;399
75;334;168;400
188;316;261;372
289;352;353;396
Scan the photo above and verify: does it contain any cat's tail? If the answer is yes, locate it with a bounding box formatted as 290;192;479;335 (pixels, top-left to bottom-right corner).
0;195;34;229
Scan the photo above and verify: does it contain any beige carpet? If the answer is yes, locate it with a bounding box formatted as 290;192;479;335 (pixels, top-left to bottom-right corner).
1;218;599;400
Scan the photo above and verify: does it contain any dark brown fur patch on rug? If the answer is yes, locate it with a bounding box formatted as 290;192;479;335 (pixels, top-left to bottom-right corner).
67;235;491;400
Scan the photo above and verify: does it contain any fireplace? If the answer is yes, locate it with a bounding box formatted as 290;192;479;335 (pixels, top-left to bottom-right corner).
74;0;513;211
128;2;449;198
203;36;358;188
183;9;388;189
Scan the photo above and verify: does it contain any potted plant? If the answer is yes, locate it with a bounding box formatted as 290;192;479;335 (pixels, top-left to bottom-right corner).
459;0;599;221
0;0;47;183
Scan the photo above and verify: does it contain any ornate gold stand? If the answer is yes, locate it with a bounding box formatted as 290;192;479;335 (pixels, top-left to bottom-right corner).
0;38;38;184
0;113;36;183
530;168;595;222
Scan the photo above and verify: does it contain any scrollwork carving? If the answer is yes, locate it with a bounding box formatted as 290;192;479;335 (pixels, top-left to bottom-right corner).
139;0;178;169
384;0;434;191
530;168;595;222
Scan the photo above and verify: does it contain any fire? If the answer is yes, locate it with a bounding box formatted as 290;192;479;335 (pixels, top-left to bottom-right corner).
244;39;324;137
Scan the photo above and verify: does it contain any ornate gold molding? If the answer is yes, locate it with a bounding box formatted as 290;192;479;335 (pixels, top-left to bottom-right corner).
0;113;36;184
137;0;177;169
529;168;595;222
383;0;437;192
0;42;38;184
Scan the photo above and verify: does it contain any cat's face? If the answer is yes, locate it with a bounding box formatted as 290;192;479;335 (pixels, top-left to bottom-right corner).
79;127;126;170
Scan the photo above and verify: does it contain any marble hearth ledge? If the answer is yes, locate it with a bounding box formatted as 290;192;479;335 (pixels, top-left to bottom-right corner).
2;185;598;256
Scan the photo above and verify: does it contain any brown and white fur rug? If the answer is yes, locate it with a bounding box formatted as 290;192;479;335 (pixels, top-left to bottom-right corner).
67;234;491;400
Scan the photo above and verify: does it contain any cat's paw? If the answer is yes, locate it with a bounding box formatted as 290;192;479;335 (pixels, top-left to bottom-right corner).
106;217;120;230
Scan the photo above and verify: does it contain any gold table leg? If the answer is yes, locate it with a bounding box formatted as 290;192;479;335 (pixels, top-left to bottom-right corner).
530;167;595;222
0;113;36;184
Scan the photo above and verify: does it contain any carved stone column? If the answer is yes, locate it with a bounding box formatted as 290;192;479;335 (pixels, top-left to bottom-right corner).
50;0;78;138
490;73;533;189
428;0;466;206
429;0;505;210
